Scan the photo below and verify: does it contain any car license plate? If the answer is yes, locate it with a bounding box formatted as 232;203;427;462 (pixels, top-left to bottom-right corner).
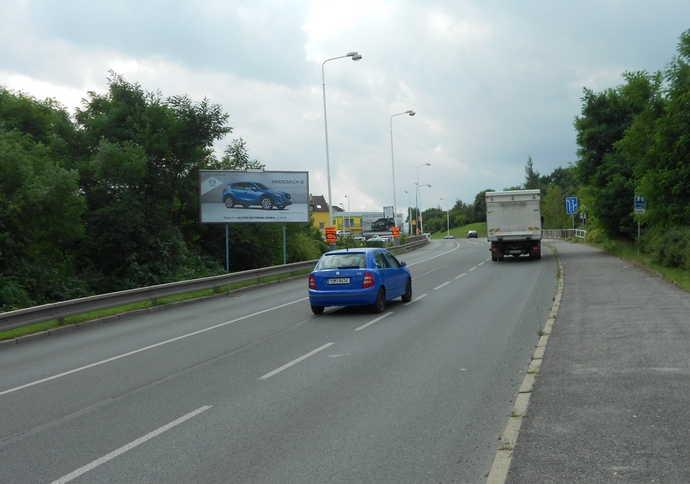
328;278;350;285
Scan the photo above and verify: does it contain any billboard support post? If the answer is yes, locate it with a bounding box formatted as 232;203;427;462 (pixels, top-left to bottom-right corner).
225;224;230;272
283;225;287;265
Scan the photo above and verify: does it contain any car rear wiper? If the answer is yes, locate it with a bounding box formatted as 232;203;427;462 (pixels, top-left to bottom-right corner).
337;265;362;269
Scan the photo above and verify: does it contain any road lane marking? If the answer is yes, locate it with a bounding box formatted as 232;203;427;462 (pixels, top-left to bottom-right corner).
404;293;427;305
354;312;393;331
259;342;334;380
405;243;461;267
1;298;309;396
469;266;477;271
51;406;212;484
434;281;451;290
455;273;467;279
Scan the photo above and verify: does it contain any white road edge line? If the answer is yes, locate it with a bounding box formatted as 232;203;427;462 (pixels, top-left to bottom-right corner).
434;281;451;290
1;298;309;397
260;342;335;380
455;273;467;280
50;406;212;484
354;312;393;331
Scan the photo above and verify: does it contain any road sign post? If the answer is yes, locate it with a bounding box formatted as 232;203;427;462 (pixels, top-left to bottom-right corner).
634;194;646;254
566;197;578;229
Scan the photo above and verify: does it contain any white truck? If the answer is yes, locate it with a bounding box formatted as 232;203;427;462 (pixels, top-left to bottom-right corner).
486;189;542;261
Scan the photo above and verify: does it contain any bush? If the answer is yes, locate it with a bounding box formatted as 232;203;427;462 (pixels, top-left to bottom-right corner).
642;226;690;269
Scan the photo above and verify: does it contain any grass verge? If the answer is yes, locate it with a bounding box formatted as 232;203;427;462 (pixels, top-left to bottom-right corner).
579;238;690;293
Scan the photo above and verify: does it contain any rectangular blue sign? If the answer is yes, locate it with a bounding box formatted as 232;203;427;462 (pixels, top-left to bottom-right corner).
566;197;578;215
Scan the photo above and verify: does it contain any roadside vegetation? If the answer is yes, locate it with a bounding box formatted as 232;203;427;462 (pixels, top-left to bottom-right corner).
2;29;690;316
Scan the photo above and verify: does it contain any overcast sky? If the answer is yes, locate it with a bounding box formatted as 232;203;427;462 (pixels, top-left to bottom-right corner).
1;0;689;216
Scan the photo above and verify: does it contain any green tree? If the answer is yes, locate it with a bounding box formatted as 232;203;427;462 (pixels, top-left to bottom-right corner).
574;71;657;239
541;184;571;229
540;166;578;197
0;126;86;308
471;189;494;223
524;155;541;190
74;72;231;291
624;31;690;227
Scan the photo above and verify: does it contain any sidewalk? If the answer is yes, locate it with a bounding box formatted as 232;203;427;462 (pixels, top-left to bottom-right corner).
505;240;690;483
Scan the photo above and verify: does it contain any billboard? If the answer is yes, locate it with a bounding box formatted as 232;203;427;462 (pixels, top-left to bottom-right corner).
200;170;309;224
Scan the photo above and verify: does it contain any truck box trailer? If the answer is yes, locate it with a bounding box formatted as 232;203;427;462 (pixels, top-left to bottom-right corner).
486;189;542;261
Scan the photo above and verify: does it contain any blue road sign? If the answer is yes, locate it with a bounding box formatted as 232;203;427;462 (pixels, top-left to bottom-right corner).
634;194;646;214
566;197;578;215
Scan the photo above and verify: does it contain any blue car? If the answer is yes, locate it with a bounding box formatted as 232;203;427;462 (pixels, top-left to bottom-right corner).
222;181;292;210
308;248;412;314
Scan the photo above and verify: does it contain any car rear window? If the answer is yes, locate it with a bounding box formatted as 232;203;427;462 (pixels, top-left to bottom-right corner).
316;253;366;270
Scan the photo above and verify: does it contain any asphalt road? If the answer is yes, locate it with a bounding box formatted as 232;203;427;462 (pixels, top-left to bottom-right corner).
0;239;557;483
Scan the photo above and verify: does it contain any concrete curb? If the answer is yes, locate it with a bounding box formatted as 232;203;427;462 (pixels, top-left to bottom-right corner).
486;244;564;484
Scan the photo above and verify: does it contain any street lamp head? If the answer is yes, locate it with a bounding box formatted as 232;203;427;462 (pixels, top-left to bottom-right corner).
348;52;363;61
406;110;416;116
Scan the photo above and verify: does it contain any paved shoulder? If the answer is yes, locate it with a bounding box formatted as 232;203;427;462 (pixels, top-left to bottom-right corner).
506;241;690;483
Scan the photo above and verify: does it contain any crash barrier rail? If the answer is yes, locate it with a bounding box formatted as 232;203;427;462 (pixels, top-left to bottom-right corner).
0;237;428;332
542;229;587;240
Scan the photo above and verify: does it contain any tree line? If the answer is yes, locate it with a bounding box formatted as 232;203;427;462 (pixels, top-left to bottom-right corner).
0;72;327;311
4;27;690;310
424;28;690;274
573;29;690;269
418;156;579;235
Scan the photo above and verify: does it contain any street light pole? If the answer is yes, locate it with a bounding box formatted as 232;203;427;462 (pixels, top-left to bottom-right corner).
344;194;350;232
416;163;430;234
405;184;415;234
322;51;362;228
390;110;415;229
441;197;449;237
416;183;431;234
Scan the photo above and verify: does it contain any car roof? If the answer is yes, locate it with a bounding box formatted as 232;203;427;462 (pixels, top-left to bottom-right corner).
323;248;384;255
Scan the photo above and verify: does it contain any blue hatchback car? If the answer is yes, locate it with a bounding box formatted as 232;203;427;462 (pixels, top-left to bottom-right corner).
222;181;292;210
308;248;412;314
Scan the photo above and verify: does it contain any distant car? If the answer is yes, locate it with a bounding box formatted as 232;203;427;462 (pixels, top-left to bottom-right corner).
336;230;352;238
354;236;366;241
370;217;395;231
308;248;412;314
443;235;455;239
367;235;390;243
466;230;478;238
423;233;431;239
222;181;292;210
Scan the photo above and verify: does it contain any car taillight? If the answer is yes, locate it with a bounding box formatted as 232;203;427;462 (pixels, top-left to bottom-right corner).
362;272;374;288
309;274;316;290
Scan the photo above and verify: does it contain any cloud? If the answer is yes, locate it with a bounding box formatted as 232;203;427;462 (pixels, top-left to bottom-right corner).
1;0;690;216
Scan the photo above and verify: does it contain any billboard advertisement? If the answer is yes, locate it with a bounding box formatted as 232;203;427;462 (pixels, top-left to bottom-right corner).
199;170;309;224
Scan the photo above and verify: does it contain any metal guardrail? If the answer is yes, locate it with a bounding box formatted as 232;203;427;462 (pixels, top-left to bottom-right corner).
0;260;318;332
542;229;587;240
0;238;428;332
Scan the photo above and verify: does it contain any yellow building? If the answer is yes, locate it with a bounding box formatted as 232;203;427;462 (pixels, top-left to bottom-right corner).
309;194;343;233
332;213;363;236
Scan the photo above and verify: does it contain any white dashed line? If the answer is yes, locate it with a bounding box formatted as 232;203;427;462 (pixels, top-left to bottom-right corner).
260;342;335;380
